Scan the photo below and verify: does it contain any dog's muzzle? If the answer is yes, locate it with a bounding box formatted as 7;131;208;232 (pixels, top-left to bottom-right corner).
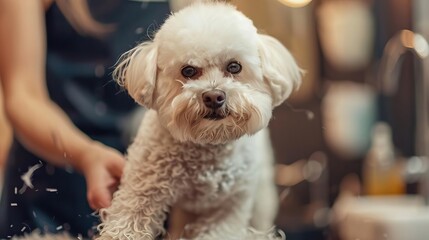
202;90;227;120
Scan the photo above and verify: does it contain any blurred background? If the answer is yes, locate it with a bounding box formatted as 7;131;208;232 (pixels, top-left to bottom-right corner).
233;0;429;239
1;0;429;239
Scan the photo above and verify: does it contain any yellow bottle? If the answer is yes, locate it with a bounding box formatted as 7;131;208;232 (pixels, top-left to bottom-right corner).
363;122;405;195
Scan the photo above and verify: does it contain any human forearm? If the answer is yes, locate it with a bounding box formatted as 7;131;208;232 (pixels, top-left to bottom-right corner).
5;89;97;171
0;85;12;169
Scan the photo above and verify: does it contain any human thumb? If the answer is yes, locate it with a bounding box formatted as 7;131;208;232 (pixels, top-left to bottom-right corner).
86;168;113;210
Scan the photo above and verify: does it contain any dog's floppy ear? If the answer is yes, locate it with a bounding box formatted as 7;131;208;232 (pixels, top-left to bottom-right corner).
258;34;302;107
113;42;158;108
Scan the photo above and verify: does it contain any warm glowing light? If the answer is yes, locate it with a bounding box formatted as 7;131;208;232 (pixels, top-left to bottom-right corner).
277;0;312;8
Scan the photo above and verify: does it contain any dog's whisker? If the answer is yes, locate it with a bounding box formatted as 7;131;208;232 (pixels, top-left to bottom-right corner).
175;79;186;87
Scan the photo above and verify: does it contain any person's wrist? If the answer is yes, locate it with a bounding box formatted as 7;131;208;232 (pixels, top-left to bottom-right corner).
72;140;103;173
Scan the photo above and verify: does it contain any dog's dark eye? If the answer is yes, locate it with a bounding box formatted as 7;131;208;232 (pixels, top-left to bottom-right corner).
226;61;242;74
181;65;198;78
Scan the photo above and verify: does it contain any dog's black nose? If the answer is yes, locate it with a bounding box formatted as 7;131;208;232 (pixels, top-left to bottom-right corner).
202;90;226;109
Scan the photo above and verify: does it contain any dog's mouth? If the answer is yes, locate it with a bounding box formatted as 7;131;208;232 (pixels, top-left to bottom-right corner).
204;110;228;121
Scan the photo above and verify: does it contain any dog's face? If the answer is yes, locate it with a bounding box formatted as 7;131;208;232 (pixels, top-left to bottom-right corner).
114;2;301;145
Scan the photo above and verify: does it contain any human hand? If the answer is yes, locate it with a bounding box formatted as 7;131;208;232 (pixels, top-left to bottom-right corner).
78;142;126;210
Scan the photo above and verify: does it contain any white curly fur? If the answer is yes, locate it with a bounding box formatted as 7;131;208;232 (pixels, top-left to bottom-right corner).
97;2;301;240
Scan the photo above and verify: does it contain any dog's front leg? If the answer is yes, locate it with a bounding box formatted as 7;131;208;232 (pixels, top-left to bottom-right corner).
184;192;254;240
96;163;177;240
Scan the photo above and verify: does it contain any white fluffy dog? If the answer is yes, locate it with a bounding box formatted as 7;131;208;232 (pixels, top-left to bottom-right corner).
97;1;301;240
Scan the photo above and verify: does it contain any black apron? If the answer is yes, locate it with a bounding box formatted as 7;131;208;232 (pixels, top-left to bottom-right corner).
0;1;169;238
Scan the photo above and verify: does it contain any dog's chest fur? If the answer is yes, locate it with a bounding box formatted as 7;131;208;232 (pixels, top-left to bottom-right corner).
128;111;260;212
177;140;255;212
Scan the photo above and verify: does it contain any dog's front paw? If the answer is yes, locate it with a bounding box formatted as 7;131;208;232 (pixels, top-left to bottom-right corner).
95;233;156;240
